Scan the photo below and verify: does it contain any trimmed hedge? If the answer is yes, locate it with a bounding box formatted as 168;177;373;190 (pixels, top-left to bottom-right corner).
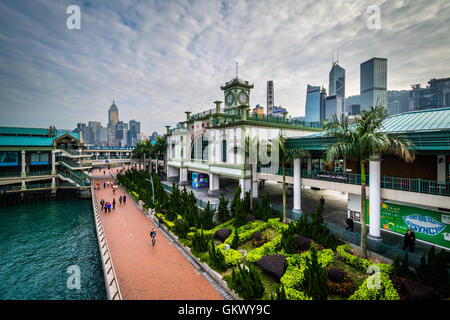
217;244;243;267
246;235;282;263
224;221;268;246
268;218;289;233
349;271;400;300
336;244;393;275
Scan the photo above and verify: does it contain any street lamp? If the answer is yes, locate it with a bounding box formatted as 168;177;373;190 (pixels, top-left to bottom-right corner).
146;177;155;203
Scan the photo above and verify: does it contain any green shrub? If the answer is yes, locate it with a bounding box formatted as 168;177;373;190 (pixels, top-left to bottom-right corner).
230;229;240;250
302;245;328;300
416;246;450;297
230;264;265;300
268;217;289;233
208;240;227;272
246;235;282;263
225;221;268;246
337;244;392;275
199;201;216;230
217;244;243;267
230;185;241;216
217;194;230;223
280;222;298;254
349;271;400;300
233;199;247;228
192;229;209;253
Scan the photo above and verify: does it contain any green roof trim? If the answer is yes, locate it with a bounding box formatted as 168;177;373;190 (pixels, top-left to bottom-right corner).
0;127;80;147
286;108;450;152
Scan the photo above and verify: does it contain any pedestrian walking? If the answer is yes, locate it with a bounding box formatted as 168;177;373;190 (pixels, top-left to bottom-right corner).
150;228;157;246
112;198;116;210
123;194;126;204
103;170;105;176
319;196;325;208
108;202;111;213
119;195;122;205
104;202;108;213
402;229;415;252
345;216;354;232
103;182;106;189
403;229;416;252
158;216;162;228
107;181;110;188
100;199;105;210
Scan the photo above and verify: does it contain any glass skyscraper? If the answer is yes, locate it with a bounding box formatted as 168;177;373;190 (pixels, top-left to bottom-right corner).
329;62;345;111
360;57;387;112
305;85;326;122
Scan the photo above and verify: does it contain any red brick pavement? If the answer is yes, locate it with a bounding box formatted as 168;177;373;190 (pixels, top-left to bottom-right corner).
92;168;224;300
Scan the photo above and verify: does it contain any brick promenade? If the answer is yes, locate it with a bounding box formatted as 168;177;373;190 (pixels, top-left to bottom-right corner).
91;167;224;300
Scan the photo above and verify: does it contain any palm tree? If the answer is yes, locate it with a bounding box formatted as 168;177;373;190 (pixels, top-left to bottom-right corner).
233;135;259;209
278;134;309;224
324;106;414;258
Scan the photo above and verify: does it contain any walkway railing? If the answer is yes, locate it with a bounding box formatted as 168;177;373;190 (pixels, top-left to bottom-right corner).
57;168;91;187
90;184;122;300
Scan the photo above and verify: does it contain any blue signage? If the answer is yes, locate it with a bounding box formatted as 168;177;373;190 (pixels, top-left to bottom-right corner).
402;214;446;236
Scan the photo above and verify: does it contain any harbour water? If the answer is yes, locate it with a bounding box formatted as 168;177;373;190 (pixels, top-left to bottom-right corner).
0;199;107;300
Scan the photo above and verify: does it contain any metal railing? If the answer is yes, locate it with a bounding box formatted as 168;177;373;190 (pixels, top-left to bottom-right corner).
257;167;450;197
57;168;91;186
90;184;122;300
0;171;22;178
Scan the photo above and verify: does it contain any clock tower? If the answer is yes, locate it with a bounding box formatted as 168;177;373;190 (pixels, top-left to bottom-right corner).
220;75;254;115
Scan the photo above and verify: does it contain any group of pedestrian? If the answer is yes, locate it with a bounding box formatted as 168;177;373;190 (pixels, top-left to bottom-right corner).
99;193;126;215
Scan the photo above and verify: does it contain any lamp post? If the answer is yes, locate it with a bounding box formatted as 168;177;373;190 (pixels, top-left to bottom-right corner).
146;177;155;203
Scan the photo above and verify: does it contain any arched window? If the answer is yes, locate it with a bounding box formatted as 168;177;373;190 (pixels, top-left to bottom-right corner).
191;135;208;161
222;139;227;163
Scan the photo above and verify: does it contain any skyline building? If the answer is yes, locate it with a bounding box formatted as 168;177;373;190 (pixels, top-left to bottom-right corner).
304;85;326;122
329;61;345;113
360;57;388;112
267;80;274;114
324;95;343;120
411;77;450;111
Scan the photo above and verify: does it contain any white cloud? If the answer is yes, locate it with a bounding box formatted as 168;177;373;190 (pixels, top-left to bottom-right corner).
0;0;449;135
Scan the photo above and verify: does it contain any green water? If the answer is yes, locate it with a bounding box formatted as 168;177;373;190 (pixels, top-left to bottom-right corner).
0;200;107;300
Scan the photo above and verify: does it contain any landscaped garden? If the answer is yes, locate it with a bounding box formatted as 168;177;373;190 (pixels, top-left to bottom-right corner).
117;168;450;300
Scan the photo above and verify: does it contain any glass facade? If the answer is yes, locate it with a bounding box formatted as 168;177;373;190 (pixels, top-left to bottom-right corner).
360;58;387;112
305;85;321;122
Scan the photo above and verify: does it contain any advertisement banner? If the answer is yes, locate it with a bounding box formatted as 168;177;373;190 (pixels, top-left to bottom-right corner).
367;201;450;249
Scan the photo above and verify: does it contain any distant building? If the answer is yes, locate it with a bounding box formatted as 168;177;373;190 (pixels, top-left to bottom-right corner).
411;78;450;111
305;85;326;122
267;80;274;114
360;57;387;112
347;104;360;116
128;119;141;147
387;100;401;115
329;61;345;115
87;121;102;145
271;106;288;117
324;95;343;120
75;123;87;143
253;104;264;117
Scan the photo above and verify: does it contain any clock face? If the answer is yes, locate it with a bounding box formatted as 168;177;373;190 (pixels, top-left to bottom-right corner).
238;91;248;104
225;92;234;106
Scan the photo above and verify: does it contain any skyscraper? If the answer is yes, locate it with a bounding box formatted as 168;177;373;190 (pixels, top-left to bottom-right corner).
107;101;119;146
324;95;343;120
128;119;141;147
360;57;387;112
411;78;450;111
267;80;274;114
329;61;345;113
305;85;326;122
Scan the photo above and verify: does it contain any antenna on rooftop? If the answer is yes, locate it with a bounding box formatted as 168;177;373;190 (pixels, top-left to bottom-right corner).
337;48;339;64
235;61;238;79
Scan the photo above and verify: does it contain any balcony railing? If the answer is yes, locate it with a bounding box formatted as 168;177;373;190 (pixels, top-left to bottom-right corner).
0;170;53;178
0;171;22;178
256;167;450;197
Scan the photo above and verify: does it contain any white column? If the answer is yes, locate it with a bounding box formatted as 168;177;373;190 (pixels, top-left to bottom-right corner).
239;178;251;199
307;157;312;175
21;180;26;190
52;177;56;188
293;158;302;213
21;150;26;177
179;168;188;185
208;173;219;196
252;165;258;199
51;151;56;175
368;157;382;241
437;155;446;183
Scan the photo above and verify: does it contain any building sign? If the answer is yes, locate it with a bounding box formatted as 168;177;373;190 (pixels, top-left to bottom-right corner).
366;201;450;249
316;171;349;183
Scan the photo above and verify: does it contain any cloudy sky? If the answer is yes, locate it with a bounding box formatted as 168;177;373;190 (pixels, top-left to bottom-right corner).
0;0;449;135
